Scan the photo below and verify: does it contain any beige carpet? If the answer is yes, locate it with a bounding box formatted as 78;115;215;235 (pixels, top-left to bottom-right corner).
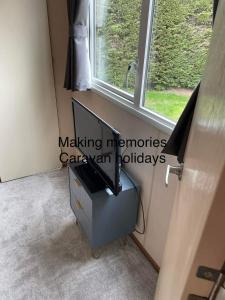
0;168;157;300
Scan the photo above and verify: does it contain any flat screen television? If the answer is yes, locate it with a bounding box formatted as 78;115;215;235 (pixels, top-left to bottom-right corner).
72;98;121;195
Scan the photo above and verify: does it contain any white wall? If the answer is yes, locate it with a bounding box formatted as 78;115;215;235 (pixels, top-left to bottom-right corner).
0;0;61;181
47;0;178;266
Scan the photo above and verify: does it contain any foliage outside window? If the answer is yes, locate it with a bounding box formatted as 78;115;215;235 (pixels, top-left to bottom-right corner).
95;0;141;95
93;0;212;122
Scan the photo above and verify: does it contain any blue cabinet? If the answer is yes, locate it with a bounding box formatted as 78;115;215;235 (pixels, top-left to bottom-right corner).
69;163;139;248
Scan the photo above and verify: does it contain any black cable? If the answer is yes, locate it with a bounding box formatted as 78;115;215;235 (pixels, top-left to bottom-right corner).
121;146;128;157
122;168;146;235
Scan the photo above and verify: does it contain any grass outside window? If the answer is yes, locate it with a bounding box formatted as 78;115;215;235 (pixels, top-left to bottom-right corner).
145;90;190;122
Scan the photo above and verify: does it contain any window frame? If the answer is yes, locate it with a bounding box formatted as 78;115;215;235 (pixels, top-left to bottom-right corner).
90;0;176;134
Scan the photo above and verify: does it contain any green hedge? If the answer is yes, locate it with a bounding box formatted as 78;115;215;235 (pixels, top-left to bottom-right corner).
96;0;212;90
148;0;212;90
96;0;141;88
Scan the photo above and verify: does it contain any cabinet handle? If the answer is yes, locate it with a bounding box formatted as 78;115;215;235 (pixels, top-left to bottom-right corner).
74;178;81;187
76;199;83;210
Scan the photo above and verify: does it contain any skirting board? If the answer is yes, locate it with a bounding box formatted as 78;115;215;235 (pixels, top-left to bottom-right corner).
130;234;160;273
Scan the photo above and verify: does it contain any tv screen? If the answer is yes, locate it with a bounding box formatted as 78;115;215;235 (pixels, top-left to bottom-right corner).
72;99;121;195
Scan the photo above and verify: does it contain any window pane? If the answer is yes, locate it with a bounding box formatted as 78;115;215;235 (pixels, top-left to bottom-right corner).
95;0;142;95
144;0;212;122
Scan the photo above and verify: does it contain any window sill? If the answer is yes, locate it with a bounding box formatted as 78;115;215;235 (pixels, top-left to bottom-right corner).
91;82;175;136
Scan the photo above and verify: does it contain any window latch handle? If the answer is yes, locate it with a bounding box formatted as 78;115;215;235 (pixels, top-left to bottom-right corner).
165;164;183;187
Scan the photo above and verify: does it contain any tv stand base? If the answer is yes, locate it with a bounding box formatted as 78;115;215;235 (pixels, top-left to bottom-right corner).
69;163;139;250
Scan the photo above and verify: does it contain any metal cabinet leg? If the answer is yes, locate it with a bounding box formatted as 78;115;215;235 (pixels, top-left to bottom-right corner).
120;236;128;247
91;249;101;259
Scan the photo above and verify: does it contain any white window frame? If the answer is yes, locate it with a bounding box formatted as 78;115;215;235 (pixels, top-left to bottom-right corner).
90;0;175;134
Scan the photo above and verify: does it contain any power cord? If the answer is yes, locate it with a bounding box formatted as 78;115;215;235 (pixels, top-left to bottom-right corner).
122;168;146;235
121;146;128;157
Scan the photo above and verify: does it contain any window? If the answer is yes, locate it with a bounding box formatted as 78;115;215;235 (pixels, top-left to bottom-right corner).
94;0;142;96
144;0;212;122
91;0;212;126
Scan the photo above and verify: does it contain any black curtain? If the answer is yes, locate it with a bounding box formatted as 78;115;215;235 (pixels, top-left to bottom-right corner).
64;0;91;91
162;0;220;163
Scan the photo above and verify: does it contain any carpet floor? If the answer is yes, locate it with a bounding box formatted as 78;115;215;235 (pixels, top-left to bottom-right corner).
0;168;157;300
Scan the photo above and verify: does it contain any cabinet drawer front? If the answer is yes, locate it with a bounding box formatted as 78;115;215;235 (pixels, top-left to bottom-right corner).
70;191;92;241
69;169;92;219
